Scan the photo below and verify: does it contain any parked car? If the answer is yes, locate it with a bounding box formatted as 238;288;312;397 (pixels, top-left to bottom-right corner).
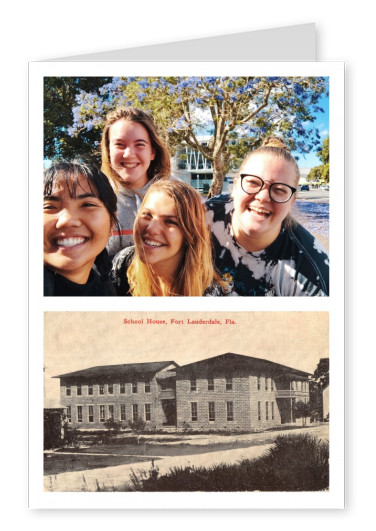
300;184;309;191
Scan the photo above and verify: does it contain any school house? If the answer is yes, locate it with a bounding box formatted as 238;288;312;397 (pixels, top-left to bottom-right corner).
54;353;311;431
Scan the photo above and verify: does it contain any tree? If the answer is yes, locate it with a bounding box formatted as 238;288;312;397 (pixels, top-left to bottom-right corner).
63;76;328;197
313;357;329;388
44;77;112;161
306;166;322;182
309;358;329;421
294;400;312;426
307;136;329;183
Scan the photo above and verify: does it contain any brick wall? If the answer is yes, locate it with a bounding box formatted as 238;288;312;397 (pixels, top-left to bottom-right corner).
60;374;165;429
176;374;252;431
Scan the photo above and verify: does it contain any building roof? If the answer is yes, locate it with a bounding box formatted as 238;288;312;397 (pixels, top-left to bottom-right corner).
177;352;311;378
54;361;178;380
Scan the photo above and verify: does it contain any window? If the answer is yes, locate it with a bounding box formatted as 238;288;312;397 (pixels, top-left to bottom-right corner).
208;377;214;391
88;405;94;423
208;402;215;421
120;404;126;421
66;405;71;422
271;379;274;392
145;380;151;393
227;401;234;421
100;405;105;422
271;402;274;420
100;384;105;395
132;404;138;421
226;378;233;390
108;384;113;395
257;376;261;391
265;401;269;421
88;385;93;396
108;405;114;419
291;381;296;390
190;379;197;392
66;385;71;396
132;381;138;394
265;378;268;391
297;381;302;391
77;406;82;423
120;383;125;394
258;401;261;421
145;404;151;421
77;385;82;396
191;402;198;422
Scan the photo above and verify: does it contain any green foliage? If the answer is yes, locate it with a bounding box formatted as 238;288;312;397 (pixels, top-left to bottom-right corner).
307;165;323;182
308;136;329;183
44;76;328;196
44;76;111;161
129;434;329;491
317;136;329;165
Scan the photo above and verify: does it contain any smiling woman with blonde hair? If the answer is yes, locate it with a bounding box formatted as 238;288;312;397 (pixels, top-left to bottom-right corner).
111;180;224;296
206;136;329;296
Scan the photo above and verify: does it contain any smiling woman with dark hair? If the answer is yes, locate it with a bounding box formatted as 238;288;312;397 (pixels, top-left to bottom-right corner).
43;158;119;296
206;137;329;296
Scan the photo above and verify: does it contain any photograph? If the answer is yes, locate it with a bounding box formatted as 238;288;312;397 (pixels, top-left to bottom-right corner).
42;74;330;297
43;311;329;494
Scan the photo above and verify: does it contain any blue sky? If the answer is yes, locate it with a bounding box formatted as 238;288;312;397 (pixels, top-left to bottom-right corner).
294;93;329;170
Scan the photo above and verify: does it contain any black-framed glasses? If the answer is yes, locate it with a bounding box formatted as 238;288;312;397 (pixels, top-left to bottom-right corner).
240;174;296;203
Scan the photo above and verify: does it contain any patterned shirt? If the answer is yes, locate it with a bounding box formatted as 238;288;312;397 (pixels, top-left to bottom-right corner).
206;195;329;296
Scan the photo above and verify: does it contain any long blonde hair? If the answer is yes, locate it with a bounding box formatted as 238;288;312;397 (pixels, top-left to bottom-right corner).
100;107;171;192
127;180;220;296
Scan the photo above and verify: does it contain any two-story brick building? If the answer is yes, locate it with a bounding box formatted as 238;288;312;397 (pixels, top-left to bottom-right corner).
54;353;311;431
55;361;179;429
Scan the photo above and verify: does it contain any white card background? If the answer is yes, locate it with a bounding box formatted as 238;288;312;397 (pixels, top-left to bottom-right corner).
29;59;344;509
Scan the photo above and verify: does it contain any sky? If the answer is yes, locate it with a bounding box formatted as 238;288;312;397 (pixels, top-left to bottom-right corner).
44;311;328;405
295;92;329;170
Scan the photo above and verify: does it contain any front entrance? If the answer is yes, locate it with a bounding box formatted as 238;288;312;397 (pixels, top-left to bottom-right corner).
162;400;176;426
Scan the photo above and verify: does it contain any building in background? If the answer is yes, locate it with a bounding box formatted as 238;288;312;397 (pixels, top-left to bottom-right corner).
54;353;311;431
171;137;235;194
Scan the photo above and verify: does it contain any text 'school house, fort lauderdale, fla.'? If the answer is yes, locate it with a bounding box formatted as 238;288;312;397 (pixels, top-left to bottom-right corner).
54;353;312;431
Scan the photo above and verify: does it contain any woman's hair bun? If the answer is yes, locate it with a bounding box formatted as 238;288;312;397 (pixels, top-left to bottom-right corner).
262;136;289;151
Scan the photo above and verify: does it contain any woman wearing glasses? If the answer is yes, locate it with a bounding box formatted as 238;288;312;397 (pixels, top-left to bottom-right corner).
206;137;329;296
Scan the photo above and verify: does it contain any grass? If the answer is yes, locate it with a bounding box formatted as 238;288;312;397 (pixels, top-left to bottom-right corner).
127;434;329;492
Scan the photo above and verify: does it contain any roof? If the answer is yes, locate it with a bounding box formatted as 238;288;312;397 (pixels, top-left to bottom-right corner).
177;353;311;378
54;361;178;380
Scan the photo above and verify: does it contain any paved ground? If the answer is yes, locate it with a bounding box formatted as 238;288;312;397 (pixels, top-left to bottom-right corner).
44;424;328;492
296;189;329;203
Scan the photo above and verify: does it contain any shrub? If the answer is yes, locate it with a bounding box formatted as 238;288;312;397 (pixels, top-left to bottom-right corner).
128;418;146;434
104;418;122;433
129;434;329;492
